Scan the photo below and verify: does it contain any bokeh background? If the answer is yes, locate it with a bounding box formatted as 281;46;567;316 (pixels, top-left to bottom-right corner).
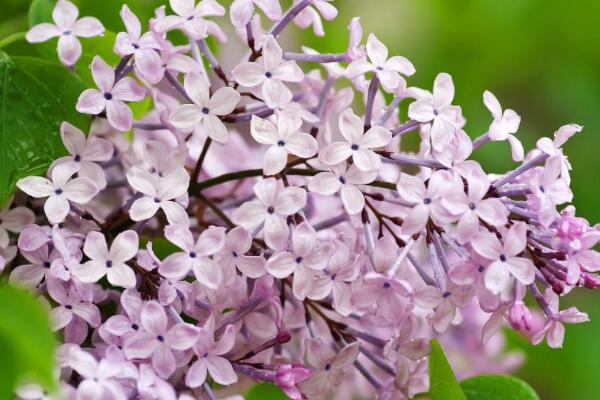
2;0;599;398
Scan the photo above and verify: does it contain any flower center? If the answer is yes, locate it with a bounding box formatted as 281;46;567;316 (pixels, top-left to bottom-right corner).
499;254;507;262
423;197;432;205
54;188;63;195
468;202;476;210
202;107;210;115
104;92;113;100
133;43;140;49
63;30;72;36
74;154;81;162
351;144;359;151
382;281;391;289
267;206;275;214
157;335;165;342
265;71;273;78
43;261;51;269
277;140;285;147
131;323;139;331
106;260;113;268
65;305;73;310
339;176;346;184
295;256;303;264
189;251;197;258
443;291;451;298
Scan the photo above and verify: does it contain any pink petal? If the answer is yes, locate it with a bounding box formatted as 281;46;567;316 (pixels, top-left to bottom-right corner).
60;122;86;156
50;306;73;330
9;264;45;288
507;257;535;285
63;177;98;203
358;126;391;149
232;201;267;230
141;301;168;336
352;148;380;172
338;108;364;144
112;77;146;101
161;201;190;226
255;0;282;20
195;226;226;256
171;0;195;16
272;61;304;83
433;72;454;110
274;186;306;215
124;332;157;359
160;252;193;279
340;184;364;215
472;231;502;260
251;115;278;145
110;230;139;263
345;60;373;79
16;176;53;198
106;100;134;131
192;258;223;289
26;23;60;42
166;323;199;350
318;142;353;166
185;359;208;388
44;195;70;224
262;35;283;72
503;222;527;257
72;303;101;327
206;356;237;385
208;87;241;115
74;260;107;283
484;261;510;295
152;345;176;379
76;89;106;115
308;172;341;195
263;145;288;176
266;251;296;278
232;62;265;87
53;0;79;30
201;115;229;144
169;104;202;130
366;33;387;66
261;78;292;108
483;90;502;120
385;56;415;75
91;56;115;93
212;324;236;355
130;197;160;221
230;0;254;26
400;203;429;236
285;132;317;158
134;49;164;84
120;5;141;39
71;17;104;37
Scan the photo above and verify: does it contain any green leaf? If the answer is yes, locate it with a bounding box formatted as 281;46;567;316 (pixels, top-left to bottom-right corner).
428;339;467;400
0;52;89;204
245;383;288;400
0;284;56;395
28;0;120;85
460;375;540;400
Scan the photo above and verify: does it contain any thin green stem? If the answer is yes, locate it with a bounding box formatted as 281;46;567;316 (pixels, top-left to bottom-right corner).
0;31;26;50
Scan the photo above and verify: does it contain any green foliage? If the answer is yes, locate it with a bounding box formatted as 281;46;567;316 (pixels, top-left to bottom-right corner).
0;52;89;205
0;284;56;397
428;339;466;400
245;382;288;400
460;375;539;400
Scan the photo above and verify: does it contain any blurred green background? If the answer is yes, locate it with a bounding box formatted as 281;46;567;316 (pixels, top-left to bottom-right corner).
2;0;599;398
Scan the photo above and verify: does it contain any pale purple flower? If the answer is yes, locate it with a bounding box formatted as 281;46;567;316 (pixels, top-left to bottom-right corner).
309;162;377;215
415;283;471;333
250;113;318;175
395;170;455;236
232;178;306;250
169;71;241;144
66;346;136;400
528;156;573;227
273;364;311;400
483;90;523;161
232;35;304;108
408;73;463;152
16;163;98;224
0;203;34;249
115;5;163;84
46;277;101;332
266;222;334;300
218;226;266;279
186;317;237;387
137;364;177;400
531;289;589;348
536;124;582;184
444;163;509;243
293;0;338;37
159;225;226;288
346;33;415;92
126;166;190;226
319;108;391;171
472;222;536;294
74;230;139;288
25;0;104;66
76;56;146;131
103;289;144;337
230;0;282;26
299;339;360;397
9;245;60;288
124;301;201;379
154;0;226;39
51;122;113;190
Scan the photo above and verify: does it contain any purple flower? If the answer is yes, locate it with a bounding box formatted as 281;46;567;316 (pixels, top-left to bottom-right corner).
26;0;104;66
124;301;200;378
76;56;146;131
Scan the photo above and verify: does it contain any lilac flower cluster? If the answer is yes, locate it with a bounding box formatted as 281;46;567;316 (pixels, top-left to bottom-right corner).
5;0;598;398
